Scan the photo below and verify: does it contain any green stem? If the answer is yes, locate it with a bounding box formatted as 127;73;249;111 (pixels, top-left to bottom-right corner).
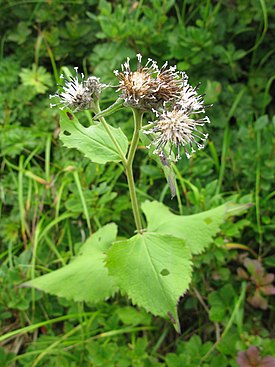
125;109;143;233
93;101;142;233
200;282;246;362
94;101;127;166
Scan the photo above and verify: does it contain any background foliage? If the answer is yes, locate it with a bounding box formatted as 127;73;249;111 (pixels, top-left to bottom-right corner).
0;0;274;366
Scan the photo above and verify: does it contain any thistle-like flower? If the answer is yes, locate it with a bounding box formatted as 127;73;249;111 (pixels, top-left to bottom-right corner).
145;105;210;161
142;65;210;161
114;54;184;111
178;75;205;114
49;67;105;112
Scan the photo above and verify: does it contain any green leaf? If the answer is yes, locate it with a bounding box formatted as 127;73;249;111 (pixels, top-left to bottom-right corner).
59;111;128;164
20;64;52;94
208;284;237;322
142;201;249;254
106;232;192;332
116;306;151;326
24;224;118;303
8;22;31;45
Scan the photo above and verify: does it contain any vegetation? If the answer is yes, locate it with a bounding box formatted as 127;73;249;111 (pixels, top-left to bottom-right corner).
0;1;274;366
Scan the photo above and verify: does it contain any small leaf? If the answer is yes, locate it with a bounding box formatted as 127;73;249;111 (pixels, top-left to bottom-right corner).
24;224;118;303
255;115;269;131
248;291;268;310
208;284;236;322
59;111;128;164
20;64;52;94
106;232;192;332
8;22;31;45
237;346;275;367
142;201;249;254
116;306;151;326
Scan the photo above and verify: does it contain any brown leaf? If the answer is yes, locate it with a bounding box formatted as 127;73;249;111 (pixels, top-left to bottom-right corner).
244;259;265;283
237;346;275;367
237;346;259;367
248;291;268;310
260;356;275;367
261;273;274;286
237;267;249;280
261;284;275;296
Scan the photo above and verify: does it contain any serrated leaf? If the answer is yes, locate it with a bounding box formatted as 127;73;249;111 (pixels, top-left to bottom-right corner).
142;201;249;254
106;232;192;332
59;111;128;164
24;224;118;303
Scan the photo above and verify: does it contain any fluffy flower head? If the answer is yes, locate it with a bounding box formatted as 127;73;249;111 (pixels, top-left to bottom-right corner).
50;67;105;112
143;67;210;161
145;105;209;161
114;54;184;110
178;75;205;114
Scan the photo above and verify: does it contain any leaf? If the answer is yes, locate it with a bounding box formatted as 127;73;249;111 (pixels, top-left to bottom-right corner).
142;201;249;254
8;22;31;45
24;224;118;303
237;346;275;367
59;111;128;164
116;306;151;326
20;64;52;94
106;232;192;332
208;284;236;322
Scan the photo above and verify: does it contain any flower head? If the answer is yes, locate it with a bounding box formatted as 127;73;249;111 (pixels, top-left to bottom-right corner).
143;68;210;161
114;54;184;111
178;75;205;114
50;67;105;112
145;105;209;161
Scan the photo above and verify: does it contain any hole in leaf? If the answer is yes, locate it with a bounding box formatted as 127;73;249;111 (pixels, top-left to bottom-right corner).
204;217;212;224
160;268;170;276
63;130;71;136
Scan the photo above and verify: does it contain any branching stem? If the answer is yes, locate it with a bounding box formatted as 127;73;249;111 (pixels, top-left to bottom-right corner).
95;102;143;233
125;108;143;233
94;101;127;166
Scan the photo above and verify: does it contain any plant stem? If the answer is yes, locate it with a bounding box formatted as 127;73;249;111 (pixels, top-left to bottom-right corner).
125;109;143;233
94;101;127;166
94;102;142;233
200;282;246;362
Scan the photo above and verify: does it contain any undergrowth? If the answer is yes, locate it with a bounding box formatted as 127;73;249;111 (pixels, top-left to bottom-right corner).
0;1;274;366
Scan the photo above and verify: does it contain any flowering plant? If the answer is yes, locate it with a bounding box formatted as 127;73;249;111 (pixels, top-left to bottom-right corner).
27;55;247;331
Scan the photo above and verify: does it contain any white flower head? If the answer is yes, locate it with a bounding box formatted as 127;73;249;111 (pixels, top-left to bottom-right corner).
145;106;210;161
178;75;205;114
49;67;105;112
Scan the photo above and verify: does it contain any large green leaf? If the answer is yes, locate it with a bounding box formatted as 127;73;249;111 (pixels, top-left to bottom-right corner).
59;111;128;164
106;232;192;332
24;224;118;303
142;201;249;254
